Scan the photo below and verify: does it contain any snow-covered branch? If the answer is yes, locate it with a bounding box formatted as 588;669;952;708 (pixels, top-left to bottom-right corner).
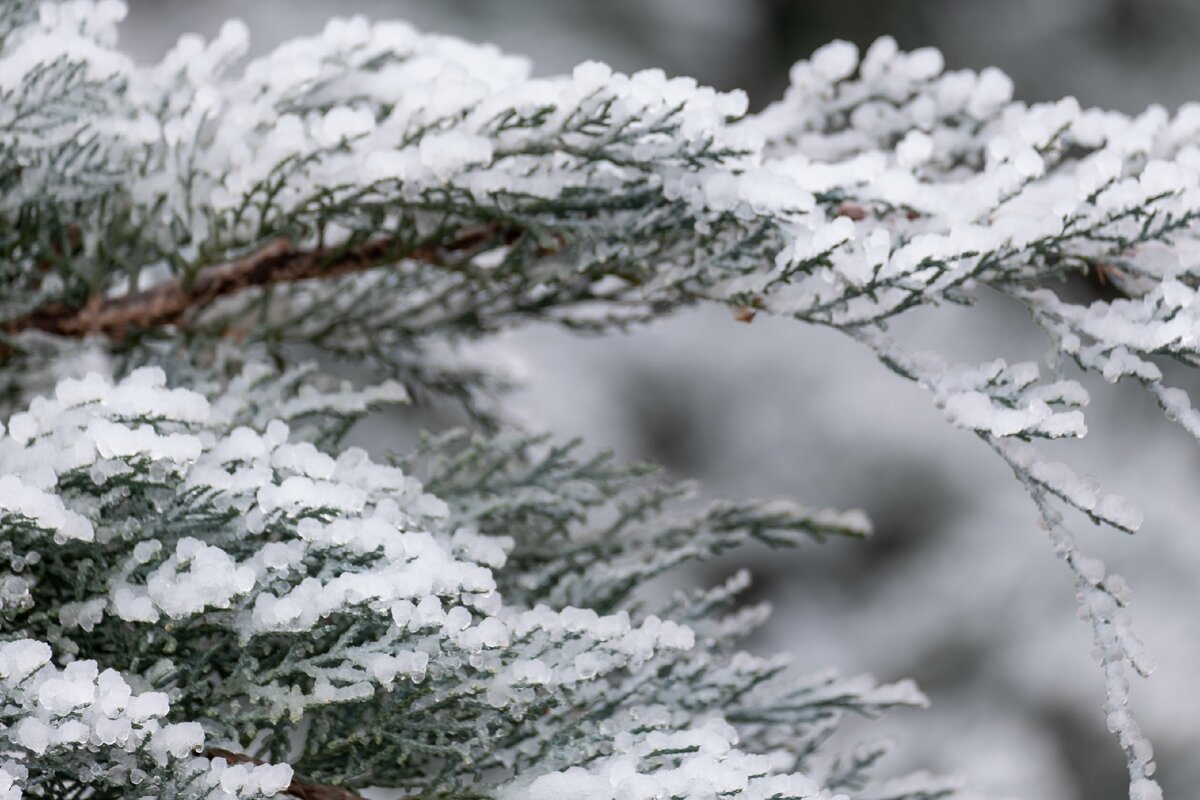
2;2;1197;798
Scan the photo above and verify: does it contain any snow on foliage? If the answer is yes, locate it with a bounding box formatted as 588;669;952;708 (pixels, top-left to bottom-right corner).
1;366;905;798
0;1;1196;798
0;639;292;798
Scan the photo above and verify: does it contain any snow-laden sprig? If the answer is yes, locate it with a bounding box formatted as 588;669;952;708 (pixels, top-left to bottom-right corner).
1017;282;1200;445
8;5;1200;450
398;429;928;792
0;639;291;799
1;369;683;778
1;367;933;799
1;7;756;342
858;328;1158;798
402;429;870;612
498;718;820;800
0;0;134;330
4;5;1200;372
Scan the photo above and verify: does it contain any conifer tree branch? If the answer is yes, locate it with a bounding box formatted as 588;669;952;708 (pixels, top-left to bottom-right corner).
4;4;1193;798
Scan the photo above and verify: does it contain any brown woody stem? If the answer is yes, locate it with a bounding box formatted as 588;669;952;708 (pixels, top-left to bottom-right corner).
2;226;501;341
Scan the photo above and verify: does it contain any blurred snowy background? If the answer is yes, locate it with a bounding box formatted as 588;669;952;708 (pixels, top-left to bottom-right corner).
120;3;1200;799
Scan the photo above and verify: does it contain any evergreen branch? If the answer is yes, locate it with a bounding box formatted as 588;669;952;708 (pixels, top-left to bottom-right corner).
8;8;1195;800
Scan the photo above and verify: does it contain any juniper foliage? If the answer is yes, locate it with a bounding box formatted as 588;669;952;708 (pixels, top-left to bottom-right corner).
0;3;1193;799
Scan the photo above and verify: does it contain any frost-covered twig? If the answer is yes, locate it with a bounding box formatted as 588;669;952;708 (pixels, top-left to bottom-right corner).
853;325;1160;799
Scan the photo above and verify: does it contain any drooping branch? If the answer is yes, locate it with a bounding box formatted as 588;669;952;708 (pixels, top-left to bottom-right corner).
2;226;505;341
205;749;368;800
